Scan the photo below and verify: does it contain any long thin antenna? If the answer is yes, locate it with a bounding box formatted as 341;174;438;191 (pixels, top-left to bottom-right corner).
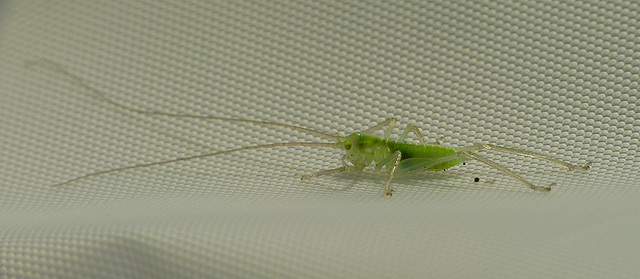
26;59;342;142
52;142;337;187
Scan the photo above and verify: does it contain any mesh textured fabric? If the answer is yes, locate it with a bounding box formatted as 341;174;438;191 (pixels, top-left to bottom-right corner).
1;1;639;278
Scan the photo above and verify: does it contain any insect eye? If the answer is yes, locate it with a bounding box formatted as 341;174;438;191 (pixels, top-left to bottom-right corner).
344;142;352;150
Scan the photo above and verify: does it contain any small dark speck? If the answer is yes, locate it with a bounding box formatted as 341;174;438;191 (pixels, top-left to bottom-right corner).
474;177;480;182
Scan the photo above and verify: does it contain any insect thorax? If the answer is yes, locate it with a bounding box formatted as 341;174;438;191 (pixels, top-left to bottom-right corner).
338;132;463;171
338;133;399;170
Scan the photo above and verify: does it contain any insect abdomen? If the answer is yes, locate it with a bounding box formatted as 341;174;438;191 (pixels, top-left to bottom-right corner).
392;142;463;171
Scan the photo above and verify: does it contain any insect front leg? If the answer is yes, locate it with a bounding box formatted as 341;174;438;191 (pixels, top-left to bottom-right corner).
380;150;403;198
296;155;359;181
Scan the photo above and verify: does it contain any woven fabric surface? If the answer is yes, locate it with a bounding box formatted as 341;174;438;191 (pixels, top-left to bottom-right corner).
1;1;639;278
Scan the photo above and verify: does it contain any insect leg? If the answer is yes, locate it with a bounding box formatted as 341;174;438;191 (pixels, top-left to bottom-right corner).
382;150;403;198
397;124;427;145
462;151;554;192
297;166;348;181
460;144;592;172
363;118;397;139
396;125;442;145
296;155;359;181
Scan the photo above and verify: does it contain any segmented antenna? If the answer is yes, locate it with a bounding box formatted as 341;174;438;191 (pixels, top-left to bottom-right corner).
26;59;342;142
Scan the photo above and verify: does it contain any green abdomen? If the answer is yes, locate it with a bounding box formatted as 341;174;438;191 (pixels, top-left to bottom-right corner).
390;142;463;171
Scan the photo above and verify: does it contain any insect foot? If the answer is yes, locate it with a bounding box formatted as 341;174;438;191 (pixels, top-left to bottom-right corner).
385;189;393;198
574;161;593;172
532;183;555;192
294;173;312;181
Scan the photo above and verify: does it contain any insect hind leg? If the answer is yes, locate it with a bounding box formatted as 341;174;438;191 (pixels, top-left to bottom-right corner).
363;118;397;139
460;144;592;172
459;144;592;192
462;151;553;192
398;124;442;145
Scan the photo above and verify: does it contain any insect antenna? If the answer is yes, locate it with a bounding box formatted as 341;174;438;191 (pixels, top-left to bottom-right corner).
27;60;343;186
52;142;337;187
26;59;342;142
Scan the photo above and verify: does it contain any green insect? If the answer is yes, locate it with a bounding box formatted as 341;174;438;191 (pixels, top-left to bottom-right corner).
32;60;592;198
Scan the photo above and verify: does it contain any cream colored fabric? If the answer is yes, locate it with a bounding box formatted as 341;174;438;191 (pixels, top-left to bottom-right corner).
1;1;639;278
